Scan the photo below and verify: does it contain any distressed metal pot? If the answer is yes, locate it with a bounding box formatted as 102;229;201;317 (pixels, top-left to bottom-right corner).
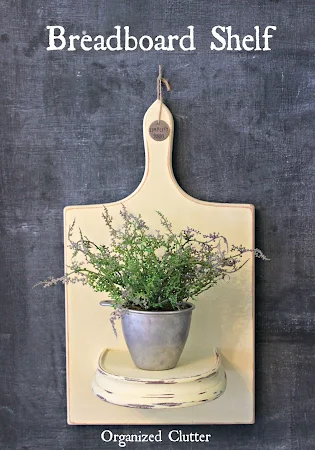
100;301;195;370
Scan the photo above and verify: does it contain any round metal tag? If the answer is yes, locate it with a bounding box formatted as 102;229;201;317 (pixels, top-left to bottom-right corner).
149;120;170;141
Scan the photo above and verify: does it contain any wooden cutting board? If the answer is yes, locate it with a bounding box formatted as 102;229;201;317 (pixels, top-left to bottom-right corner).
64;97;255;425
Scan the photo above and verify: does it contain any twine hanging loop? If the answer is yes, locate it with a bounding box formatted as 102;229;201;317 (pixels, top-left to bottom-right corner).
156;65;171;123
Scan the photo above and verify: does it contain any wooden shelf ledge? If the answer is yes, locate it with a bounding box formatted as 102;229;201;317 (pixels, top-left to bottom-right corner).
92;348;227;409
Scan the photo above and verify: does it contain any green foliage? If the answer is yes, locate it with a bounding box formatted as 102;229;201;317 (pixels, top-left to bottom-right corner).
41;205;267;313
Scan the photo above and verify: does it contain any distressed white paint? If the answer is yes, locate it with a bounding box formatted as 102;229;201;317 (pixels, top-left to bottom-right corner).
92;348;226;409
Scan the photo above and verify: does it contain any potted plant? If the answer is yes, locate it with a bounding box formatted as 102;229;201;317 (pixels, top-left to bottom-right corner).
40;205;267;371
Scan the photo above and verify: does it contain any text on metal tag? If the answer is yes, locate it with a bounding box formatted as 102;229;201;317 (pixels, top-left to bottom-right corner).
149;120;170;141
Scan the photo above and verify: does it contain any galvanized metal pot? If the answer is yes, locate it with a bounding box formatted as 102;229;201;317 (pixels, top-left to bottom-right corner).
100;301;195;371
121;303;195;371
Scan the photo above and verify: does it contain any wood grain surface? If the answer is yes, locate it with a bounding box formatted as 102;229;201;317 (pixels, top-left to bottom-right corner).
0;0;314;449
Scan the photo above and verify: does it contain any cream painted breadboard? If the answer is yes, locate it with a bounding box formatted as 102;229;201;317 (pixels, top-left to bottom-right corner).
64;73;255;424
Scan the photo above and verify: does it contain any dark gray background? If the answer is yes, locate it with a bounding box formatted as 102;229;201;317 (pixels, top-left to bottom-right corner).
1;1;314;449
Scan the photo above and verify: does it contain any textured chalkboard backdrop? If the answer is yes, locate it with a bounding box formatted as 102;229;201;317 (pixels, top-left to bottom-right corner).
0;1;314;449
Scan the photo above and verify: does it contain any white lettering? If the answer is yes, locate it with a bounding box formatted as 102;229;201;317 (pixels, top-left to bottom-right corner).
211;25;276;51
106;25;123;51
210;26;226;51
179;26;195;51
154;35;168;51
68;34;80;51
263;26;277;51
124;26;137;51
226;26;242;51
139;35;154;51
46;25;66;50
254;25;261;50
46;25;277;53
101;430;112;442
155;430;162;442
242;34;254;51
94;35;106;51
167;34;179;51
81;34;92;51
168;430;212;442
118;435;126;448
169;430;179;442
